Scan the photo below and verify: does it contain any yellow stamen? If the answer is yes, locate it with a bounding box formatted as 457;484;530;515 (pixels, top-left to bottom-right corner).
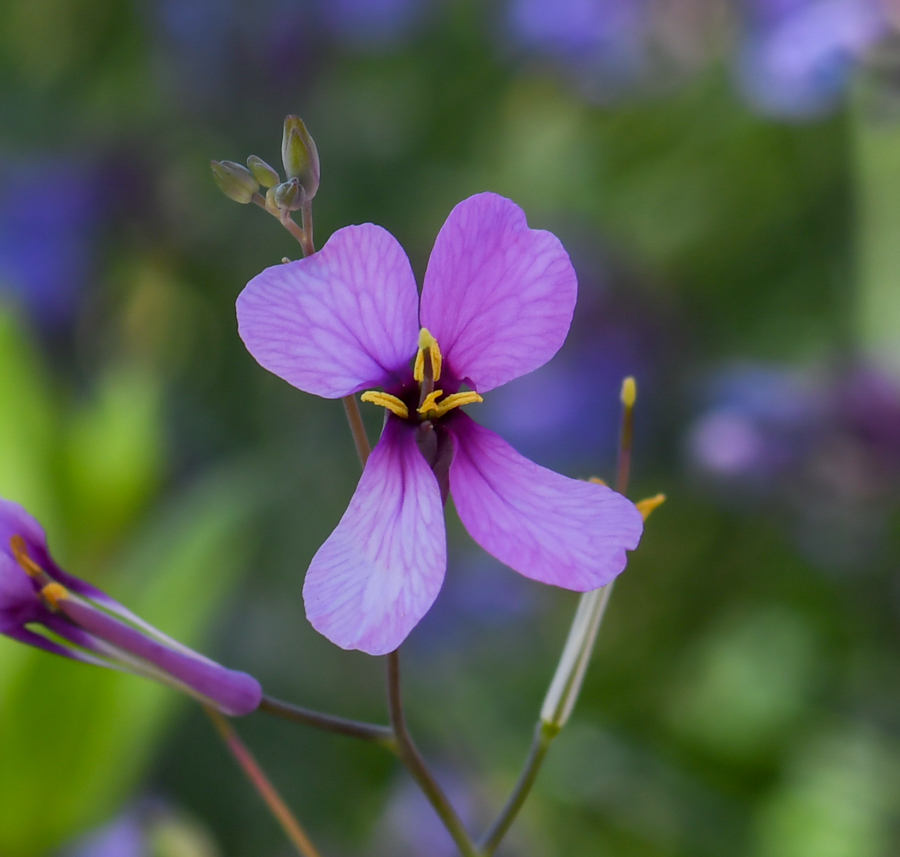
413;327;442;383
620;376;637;409
360;390;409;419
417;389;444;415
588;477;607;486
40;582;69;611
10;535;42;578
636;493;666;521
432;391;483;418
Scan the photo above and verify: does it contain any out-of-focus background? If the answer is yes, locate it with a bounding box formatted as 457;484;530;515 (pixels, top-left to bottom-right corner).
2;0;900;855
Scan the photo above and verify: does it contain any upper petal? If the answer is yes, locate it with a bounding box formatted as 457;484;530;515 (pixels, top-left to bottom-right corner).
419;193;577;393
448;414;643;590
237;224;420;398
303;418;446;655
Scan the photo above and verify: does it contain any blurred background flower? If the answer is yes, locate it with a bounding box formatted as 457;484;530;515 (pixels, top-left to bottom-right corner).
2;0;900;855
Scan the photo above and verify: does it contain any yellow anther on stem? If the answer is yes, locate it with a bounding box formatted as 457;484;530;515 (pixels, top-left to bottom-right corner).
10;535;42;578
620;376;637;409
432;391;483;418
40;583;69;611
413;328;442;383
588;477;607;486
417;389;444;415
360;391;409;419
636;493;666;521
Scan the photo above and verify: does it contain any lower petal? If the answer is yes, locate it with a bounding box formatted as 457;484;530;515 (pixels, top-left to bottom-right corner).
448;414;643;591
303;419;446;655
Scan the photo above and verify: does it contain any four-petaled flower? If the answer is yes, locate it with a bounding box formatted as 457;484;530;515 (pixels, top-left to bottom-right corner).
238;192;644;655
0;498;261;716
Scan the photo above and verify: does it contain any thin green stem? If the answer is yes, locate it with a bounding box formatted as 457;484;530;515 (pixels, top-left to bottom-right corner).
205;707;324;857
342;395;372;466
478;722;558;856
479;378;639;853
250;193;310;255
386;651;479;857
259;694;396;748
301;199;314;255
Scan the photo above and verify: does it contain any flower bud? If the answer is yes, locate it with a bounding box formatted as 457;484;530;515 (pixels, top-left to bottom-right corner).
210;160;259;204
273;178;304;211
0;498;261;716
281;116;319;201
246;155;280;188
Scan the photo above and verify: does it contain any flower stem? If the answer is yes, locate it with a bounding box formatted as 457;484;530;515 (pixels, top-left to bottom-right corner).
259;694;396;748
386;651;479;857
342;395;372;466
477;721;558;855
479;377;639;853
205;707;324;857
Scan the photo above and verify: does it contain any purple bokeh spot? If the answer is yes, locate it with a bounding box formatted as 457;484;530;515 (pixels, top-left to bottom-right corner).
738;0;886;117
507;0;649;86
319;0;429;46
0;160;102;330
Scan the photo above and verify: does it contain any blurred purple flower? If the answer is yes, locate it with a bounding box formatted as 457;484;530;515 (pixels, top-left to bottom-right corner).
237;192;643;655
0;160;102;330
507;0;649;90
737;0;888;117
686;364;825;486
318;0;430;46
0;498;261;716
62;814;146;857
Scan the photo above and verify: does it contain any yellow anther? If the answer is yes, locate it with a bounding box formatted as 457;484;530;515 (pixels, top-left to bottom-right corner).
432;391;483;418
10;535;42;578
417;389;444;415
361;390;409;419
620;376;637;409
40;583;69;611
636;493;666;521
413;327;442;383
588;477;607;486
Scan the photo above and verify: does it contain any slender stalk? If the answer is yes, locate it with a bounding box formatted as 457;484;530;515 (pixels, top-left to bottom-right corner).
386;651;479;857
281;213;310;251
205;707;324;857
260;694;396;748
342;395;372;466
250;193;311;255
478;377;639;853
478;722;558;855
300;199;315;256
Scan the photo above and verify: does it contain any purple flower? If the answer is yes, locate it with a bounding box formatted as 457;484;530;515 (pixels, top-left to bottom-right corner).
738;0;887;117
237;193;643;655
0;498;261;716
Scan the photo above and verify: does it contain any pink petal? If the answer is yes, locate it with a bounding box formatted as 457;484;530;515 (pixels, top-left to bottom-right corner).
448;414;643;590
419;193;577;393
303;419;446;655
237;224;419;399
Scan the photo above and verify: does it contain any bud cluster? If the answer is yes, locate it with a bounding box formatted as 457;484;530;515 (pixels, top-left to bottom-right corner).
211;115;320;218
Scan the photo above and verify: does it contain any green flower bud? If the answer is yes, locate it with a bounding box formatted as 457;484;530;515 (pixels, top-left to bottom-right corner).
210;160;259;204
247;155;280;188
281;115;319;201
273;178;304;211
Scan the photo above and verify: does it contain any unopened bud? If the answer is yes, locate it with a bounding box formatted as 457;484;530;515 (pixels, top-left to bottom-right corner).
281;115;320;201
247;155;280;188
273;178;304;211
210;160;259;204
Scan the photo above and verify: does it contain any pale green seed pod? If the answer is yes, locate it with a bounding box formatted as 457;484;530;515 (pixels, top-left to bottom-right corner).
210;160;259;204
